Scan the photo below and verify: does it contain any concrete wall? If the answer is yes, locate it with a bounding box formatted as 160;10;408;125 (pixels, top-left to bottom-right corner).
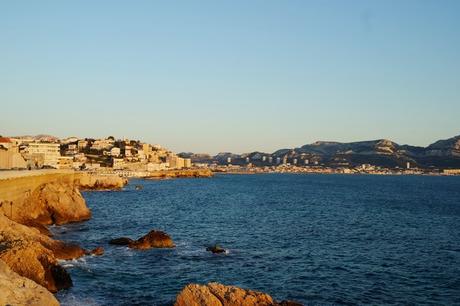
0;170;79;220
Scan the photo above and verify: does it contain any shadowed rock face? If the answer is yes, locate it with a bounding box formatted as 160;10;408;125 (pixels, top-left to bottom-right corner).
0;214;86;292
109;237;134;245
0;260;59;306
174;283;303;306
110;230;175;250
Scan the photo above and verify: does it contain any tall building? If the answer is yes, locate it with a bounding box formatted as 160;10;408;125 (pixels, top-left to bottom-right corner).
28;143;61;168
0;137;27;169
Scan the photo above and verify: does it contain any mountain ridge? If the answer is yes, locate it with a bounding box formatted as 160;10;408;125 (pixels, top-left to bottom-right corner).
183;134;460;169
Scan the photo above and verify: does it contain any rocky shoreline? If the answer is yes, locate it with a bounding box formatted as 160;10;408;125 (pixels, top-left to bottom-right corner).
0;171;302;305
145;168;213;179
0;173;126;305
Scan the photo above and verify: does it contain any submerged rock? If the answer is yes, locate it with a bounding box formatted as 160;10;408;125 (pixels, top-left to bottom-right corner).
206;245;226;254
89;246;104;256
109;237;134;245
174;282;301;306
110;230;175;250
135;185;143;190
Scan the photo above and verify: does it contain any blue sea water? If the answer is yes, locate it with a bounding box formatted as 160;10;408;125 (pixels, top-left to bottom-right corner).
54;174;460;305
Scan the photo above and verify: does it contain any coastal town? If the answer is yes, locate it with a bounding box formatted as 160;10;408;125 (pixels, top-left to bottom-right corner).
0;135;195;177
1;134;460;177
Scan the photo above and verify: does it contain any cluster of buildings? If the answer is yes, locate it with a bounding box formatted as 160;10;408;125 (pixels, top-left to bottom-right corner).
210;163;447;176
0;135;191;172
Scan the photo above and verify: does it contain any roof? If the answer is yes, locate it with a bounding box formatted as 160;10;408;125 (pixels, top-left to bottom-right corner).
0;137;12;143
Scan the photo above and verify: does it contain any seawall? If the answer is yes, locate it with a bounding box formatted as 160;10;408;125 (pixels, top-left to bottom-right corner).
0;170;77;220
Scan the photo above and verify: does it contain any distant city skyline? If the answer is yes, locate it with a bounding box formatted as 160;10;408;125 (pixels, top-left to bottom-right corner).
1;1;459;154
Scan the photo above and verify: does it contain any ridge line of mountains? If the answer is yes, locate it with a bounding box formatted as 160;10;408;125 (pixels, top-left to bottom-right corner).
180;135;460;169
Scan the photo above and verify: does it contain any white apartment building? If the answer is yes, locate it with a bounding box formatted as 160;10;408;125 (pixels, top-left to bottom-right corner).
28;143;61;168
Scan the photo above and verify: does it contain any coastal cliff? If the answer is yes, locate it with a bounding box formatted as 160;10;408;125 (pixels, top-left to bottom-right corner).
0;171;126;225
0;170;126;304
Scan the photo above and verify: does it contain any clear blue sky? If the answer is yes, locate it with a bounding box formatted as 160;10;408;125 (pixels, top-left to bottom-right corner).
1;1;459;154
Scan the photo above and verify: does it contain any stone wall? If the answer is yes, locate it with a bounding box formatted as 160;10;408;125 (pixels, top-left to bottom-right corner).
0;170;78;221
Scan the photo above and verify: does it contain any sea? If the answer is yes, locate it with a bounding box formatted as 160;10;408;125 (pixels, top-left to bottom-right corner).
54;174;460;305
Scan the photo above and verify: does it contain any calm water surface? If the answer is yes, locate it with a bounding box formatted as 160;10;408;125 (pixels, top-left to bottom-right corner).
54;174;460;305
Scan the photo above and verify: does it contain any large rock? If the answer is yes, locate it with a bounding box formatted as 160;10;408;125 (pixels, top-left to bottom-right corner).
0;239;72;292
0;259;59;306
175;283;303;306
110;230;175;250
77;174;128;190
21;181;91;225
130;230;175;249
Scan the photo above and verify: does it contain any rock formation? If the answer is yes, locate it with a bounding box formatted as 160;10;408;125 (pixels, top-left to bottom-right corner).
25;181;91;225
174;282;303;306
110;230;175;249
206;245;226;254
0;171;125;302
0;213;86;292
146;169;213;179
88;246;104;256
77;174;128;190
0;259;59;306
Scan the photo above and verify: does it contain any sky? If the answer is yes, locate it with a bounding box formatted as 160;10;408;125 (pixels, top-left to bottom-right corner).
1;0;459;154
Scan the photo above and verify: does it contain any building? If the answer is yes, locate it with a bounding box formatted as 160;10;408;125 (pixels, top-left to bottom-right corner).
184;158;192;168
27;142;61;168
77;140;88;150
147;162;169;171
124;145;132;157
143;143;150;155
57;156;73;169
0;137;27;169
112;158;125;170
443;169;460;175
110;147;121;157
167;155;185;169
91;139;114;151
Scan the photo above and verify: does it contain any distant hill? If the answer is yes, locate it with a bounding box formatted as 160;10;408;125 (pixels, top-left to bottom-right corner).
13;134;60;142
188;135;460;169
